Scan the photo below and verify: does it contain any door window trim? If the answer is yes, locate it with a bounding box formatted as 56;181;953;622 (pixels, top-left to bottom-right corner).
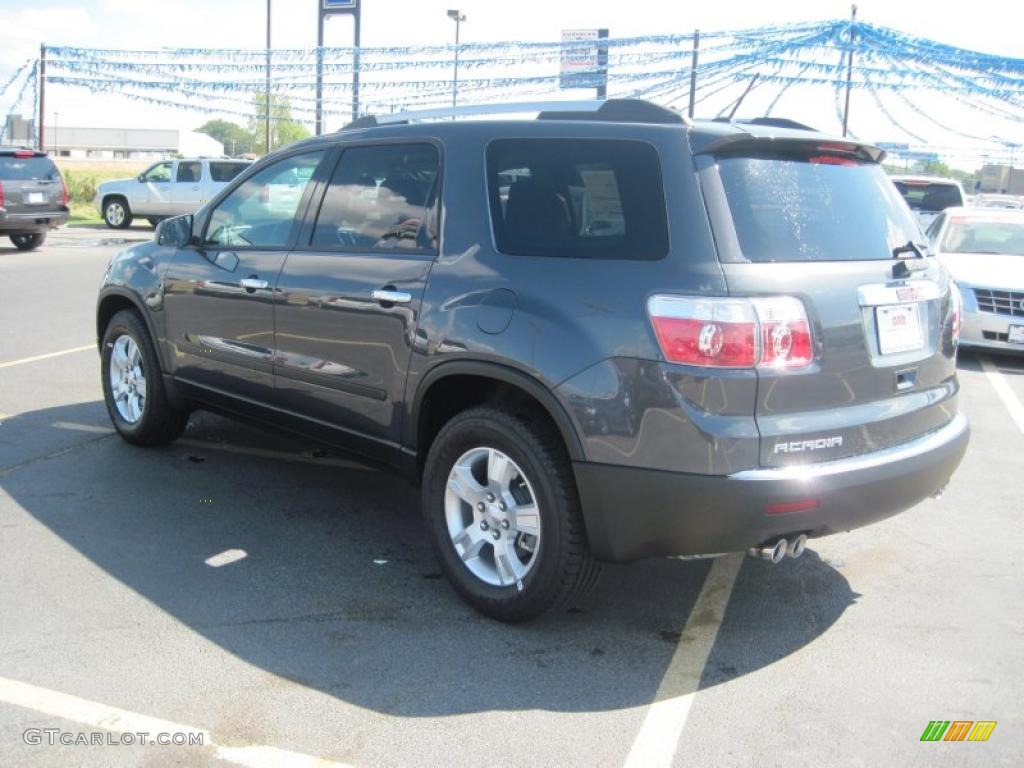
296;138;444;258
198;146;331;252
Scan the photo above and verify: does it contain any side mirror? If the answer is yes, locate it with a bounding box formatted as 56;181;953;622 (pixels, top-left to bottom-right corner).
155;214;194;248
138;174;145;182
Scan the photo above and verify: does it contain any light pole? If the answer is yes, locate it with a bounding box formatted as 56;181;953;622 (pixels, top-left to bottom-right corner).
447;9;466;110
54;112;58;157
265;0;272;154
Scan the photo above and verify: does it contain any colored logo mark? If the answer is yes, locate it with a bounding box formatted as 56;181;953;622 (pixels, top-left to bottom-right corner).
920;721;996;742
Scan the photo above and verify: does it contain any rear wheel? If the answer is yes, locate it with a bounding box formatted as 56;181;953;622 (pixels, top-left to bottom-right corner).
9;233;46;251
422;406;599;622
147;217;163;228
101;309;188;445
103;197;132;229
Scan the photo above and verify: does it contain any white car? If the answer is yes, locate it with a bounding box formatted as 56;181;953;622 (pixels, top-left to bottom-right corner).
890;175;966;231
95;158;251;229
927;207;1024;353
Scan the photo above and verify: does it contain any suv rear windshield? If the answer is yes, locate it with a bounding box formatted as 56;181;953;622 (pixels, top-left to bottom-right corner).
892;180;963;212
0;155;60;181
714;153;921;262
486;139;669;260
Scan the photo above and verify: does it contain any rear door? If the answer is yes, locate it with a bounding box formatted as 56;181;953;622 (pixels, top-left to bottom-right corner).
0;152;64;216
171;160;203;215
272;142;440;461
699;145;960;467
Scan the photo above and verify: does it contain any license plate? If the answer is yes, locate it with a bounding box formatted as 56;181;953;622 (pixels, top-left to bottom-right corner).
1009;325;1024;345
24;191;45;205
877;303;923;354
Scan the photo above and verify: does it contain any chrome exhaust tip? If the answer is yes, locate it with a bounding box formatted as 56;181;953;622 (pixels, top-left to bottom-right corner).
787;534;808;559
748;538;788;564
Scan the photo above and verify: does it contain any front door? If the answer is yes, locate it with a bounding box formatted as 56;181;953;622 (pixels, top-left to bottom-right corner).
162;149;327;404
137;161;173;216
273;142;441;461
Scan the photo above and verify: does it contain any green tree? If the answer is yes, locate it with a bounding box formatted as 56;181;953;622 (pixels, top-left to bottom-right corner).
249;94;311;155
196;119;253;156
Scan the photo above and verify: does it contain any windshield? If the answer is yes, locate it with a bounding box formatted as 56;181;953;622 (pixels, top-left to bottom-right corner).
0;156;60;181
941;218;1024;255
715;153;922;262
892;181;963;212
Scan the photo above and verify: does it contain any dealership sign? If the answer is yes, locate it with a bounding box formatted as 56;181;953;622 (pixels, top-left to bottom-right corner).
560;29;608;90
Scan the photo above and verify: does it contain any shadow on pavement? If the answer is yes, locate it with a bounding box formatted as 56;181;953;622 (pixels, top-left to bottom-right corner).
1;401;858;716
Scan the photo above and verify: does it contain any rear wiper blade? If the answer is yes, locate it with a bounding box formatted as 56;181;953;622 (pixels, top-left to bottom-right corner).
892;241;930;276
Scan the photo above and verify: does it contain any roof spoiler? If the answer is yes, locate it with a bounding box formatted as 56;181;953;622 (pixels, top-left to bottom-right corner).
695;133;885;164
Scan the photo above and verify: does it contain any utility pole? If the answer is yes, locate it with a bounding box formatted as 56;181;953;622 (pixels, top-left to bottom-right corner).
265;0;272;154
38;43;46;151
447;10;465;110
318;1;362;129
842;4;857;138
596;28;609;100
688;30;699;119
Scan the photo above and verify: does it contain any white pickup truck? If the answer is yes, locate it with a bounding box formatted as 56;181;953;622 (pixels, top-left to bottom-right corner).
95;158;251;228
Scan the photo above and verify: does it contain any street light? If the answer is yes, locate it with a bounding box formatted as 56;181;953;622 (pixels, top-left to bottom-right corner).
447;9;466;110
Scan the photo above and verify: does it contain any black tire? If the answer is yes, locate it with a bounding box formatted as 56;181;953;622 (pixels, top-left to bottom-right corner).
102;196;133;229
100;309;188;446
422;405;600;622
147;217;163;228
9;232;46;251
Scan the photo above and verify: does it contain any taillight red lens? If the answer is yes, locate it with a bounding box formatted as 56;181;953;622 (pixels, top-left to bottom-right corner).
60;177;69;206
808;155;859;166
0;180;4;208
950;284;963;344
13;150;34;158
649;295;813;369
648;297;758;368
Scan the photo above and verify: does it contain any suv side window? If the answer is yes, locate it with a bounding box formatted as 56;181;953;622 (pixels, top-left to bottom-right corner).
486;139;668;260
142;162;173;183
205;150;325;249
311;143;440;252
176;161;202;183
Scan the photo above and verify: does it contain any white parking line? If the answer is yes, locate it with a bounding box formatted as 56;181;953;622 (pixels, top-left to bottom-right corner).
980;356;1024;435
0;344;94;369
623;554;744;768
0;675;352;768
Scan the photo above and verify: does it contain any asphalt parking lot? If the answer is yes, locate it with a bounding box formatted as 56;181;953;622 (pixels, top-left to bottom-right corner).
1;225;1022;767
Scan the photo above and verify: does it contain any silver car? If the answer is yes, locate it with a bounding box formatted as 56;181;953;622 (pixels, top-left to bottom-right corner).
927;207;1024;353
95;157;251;229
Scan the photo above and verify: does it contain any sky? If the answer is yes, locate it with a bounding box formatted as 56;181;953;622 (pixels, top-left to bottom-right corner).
1;0;1023;165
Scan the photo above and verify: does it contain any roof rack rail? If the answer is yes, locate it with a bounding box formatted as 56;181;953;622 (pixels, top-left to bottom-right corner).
712;116;817;131
341;99;688;130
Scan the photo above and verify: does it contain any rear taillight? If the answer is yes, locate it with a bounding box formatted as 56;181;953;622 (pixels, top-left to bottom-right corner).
950;284;963;344
13;150;34;158
752;297;814;368
60;177;69;206
0;180;4;208
648;295;813;369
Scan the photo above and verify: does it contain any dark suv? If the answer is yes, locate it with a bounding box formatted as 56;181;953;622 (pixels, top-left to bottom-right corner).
0;148;69;250
95;100;969;621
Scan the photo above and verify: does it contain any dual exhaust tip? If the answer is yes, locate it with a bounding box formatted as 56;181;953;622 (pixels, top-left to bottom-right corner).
748;534;808;564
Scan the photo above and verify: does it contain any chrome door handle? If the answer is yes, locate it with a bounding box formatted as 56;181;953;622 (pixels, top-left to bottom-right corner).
240;278;269;290
372;289;412;304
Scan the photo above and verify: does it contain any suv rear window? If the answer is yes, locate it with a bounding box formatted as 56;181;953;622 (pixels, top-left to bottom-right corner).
210;162;249;182
892;181;963;212
715;153;921;262
486;139;668;260
0;155;60;181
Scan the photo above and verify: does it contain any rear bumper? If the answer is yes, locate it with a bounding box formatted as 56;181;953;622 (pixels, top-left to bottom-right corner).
574;413;969;562
0;208;69;232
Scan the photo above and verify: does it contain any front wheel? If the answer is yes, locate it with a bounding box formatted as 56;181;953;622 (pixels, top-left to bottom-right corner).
101;309;188;445
103;197;132;229
422;406;600;622
9;233;46;251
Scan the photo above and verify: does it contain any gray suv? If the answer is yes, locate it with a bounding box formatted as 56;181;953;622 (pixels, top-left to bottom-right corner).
95;100;969;621
0;148;69;250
